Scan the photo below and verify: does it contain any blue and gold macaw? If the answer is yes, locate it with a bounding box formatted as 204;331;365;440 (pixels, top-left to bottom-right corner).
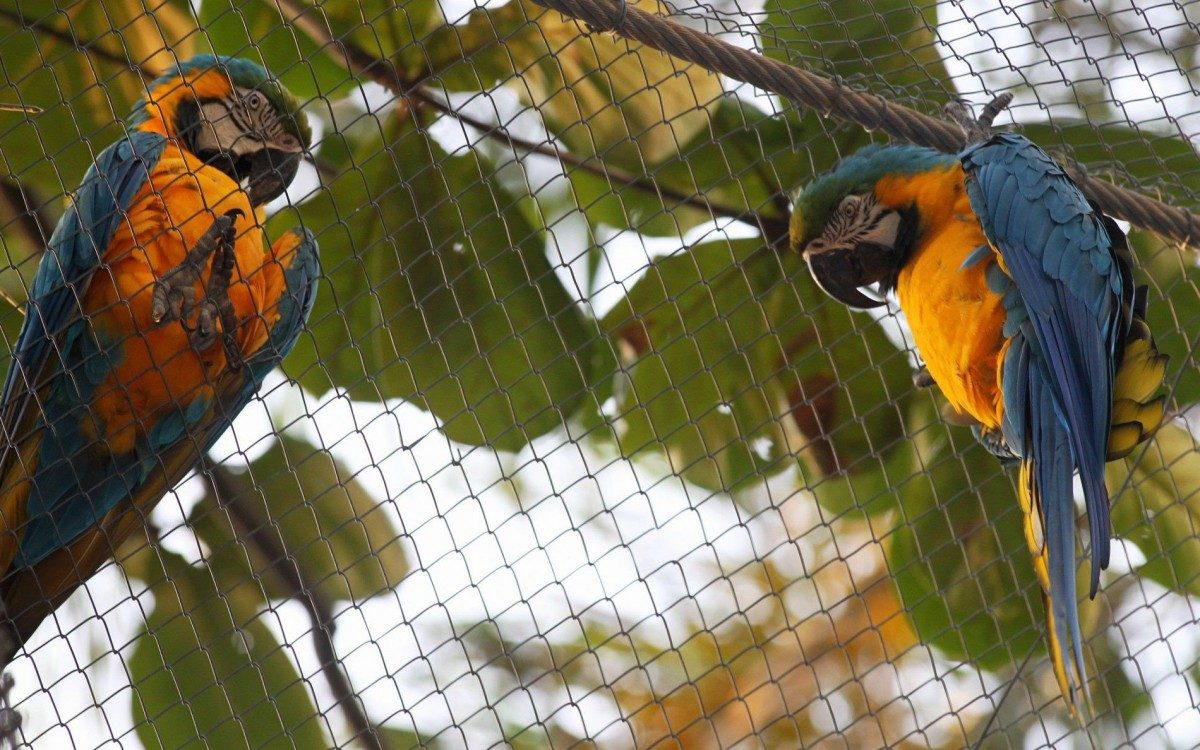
789;100;1165;715
0;56;318;651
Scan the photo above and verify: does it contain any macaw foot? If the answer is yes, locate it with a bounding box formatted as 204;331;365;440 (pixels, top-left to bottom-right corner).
945;92;1014;144
198;238;244;370
151;208;245;369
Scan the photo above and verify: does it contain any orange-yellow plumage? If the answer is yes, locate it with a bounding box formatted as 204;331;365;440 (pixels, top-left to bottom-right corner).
0;56;317;647
82;143;279;452
135;68;234;139
859;159;1163;717
875;165;1007;428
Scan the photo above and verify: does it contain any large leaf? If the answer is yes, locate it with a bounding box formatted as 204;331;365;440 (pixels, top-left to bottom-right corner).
0;2;195;202
197;0;368;101
511;0;722;165
552;0;951;236
422;0;721;166
404;0;530;93
1109;421;1200;596
760;0;952;107
566;95;830;237
602;239;913;493
129;550;330;749
886;402;1045;671
192;435;408;604
278;114;598;449
319;0;443;62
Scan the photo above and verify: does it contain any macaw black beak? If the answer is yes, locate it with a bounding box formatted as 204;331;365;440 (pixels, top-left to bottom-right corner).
245;148;302;206
804;242;898;310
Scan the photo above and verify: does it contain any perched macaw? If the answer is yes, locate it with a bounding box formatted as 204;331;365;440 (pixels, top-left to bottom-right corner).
0;56;318;652
790;103;1165;716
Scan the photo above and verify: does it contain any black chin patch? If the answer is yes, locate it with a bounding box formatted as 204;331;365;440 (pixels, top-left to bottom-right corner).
877;206;919;295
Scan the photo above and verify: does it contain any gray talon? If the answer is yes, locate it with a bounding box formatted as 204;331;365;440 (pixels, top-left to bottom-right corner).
152;208;245;362
151;281;193;324
192;299;219;350
948;93;1013;145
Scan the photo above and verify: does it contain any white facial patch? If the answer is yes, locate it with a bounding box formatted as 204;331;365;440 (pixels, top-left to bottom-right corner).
819;195;900;251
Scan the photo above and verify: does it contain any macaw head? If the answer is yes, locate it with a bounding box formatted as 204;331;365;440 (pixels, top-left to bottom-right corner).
790;144;955;309
129;55;312;205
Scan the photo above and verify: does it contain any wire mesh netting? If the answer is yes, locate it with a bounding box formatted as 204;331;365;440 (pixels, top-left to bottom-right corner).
0;0;1196;747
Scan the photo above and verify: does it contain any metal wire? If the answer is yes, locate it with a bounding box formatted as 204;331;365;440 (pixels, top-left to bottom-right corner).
0;0;1194;748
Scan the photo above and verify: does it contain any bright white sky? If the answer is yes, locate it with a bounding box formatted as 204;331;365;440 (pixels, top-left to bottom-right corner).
8;0;1200;747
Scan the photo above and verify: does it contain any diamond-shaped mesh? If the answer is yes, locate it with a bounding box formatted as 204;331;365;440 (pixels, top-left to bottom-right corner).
0;0;1195;747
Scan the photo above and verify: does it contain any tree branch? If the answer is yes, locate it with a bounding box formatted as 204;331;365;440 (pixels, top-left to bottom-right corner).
0;179;51;252
410;88;789;240
0;8;156;80
205;463;389;750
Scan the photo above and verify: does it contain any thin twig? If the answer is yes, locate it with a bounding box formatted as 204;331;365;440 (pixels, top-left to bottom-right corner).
0;179;51;252
205;463;389;750
0;596;20;750
410;88;789;240
528;0;1200;248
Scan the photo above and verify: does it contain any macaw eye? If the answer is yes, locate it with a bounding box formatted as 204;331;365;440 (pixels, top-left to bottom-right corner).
838;197;858;217
245;91;266;110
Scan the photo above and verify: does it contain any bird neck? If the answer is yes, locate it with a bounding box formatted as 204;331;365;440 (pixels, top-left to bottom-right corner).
871;163;971;246
128;68;233;141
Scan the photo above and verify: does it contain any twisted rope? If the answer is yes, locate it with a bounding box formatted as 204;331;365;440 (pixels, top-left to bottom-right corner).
530;0;1200;248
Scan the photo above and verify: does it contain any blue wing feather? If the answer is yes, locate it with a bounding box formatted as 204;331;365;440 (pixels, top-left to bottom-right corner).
4;132;167;565
961;132;1121;591
14;217;317;567
962;132;1125;709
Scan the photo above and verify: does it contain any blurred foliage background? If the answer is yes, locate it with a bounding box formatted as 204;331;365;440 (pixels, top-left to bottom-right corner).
0;0;1198;747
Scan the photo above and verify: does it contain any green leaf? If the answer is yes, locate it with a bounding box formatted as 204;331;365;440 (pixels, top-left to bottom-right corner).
381;727;435;750
130;550;330;749
406;0;531;93
1018;122;1200;218
423;0;721;165
276;115;599;450
1109;421;1200;596
320;0;442;62
197;0;358;101
886;402;1044;671
0;1;197;203
192;435;408;603
602;239;913;493
565;95;829;237
760;0;952;106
